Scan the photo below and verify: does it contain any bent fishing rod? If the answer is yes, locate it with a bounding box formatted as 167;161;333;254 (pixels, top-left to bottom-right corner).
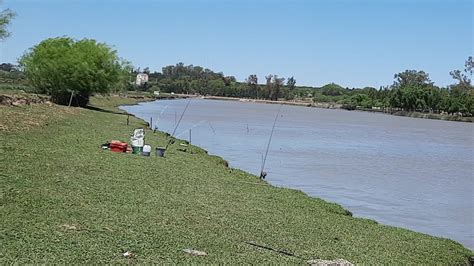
259;104;282;179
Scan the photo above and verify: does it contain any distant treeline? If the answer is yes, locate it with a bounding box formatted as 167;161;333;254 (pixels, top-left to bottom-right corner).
1;57;473;116
135;63;299;101
135;58;473;116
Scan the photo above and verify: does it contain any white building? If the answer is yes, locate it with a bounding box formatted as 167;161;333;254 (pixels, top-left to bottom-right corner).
135;73;149;86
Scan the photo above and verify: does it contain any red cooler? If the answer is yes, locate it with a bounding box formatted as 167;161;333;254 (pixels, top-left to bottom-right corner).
109;141;128;153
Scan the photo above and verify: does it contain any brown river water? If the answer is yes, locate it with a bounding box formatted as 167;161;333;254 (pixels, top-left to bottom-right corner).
121;98;474;249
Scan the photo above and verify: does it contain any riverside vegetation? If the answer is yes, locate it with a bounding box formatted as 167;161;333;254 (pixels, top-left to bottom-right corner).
0;94;472;263
134;60;474;118
4;60;473;120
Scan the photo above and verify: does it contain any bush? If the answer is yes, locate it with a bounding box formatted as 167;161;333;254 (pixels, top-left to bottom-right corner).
19;37;128;106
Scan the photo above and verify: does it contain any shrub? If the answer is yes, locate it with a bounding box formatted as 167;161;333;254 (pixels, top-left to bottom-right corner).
19;37;128;106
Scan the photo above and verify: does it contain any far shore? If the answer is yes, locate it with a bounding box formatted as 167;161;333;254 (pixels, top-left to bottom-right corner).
168;94;473;123
3;89;470;123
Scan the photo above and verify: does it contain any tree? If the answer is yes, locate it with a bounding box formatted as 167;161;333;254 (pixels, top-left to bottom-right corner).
19;37;126;106
447;57;474;116
450;56;473;87
351;93;372;108
393;70;433;89
223;76;235;86
321;83;345;96
0;5;15;41
286;76;296;90
391;70;434;112
209;79;225;96
246;74;258;98
265;75;273;100
189;79;200;94
271;75;285;101
115;60;133;92
424;86;442;113
465;56;473;77
450;69;470;87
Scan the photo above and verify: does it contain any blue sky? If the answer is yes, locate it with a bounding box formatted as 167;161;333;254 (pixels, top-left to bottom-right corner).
1;0;472;88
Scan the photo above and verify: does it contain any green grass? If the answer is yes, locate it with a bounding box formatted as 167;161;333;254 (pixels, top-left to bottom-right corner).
0;95;472;264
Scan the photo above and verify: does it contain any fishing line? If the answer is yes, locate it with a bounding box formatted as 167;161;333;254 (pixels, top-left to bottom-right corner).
152;104;169;132
170;99;191;137
175;120;206;138
208;122;216;135
159;104;169;117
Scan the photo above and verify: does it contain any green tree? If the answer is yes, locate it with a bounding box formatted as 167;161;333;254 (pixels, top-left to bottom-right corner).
19;37;126;106
394;70;433;89
389;87;403;110
391;70;433;112
246;74;258;98
265;75;273;100
287;76;296;90
223;76;236;86
361;87;377;99
0;5;15;40
424;86;441;113
465;56;473;76
449;56;472;84
115;60;133;92
321;83;345;96
208;79;225;96
448;57;474;116
189;79;200;94
271;75;285;101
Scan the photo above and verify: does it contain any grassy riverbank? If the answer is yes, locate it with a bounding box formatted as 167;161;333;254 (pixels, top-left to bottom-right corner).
1;94;472;264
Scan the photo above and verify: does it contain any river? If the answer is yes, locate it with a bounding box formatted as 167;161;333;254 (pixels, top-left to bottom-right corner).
120;98;474;249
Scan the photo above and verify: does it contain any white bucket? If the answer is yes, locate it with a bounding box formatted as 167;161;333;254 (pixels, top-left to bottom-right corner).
142;144;151;157
143;145;151;153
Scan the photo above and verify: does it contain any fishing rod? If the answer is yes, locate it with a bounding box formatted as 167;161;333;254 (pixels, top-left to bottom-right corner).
170;99;191;137
244;241;306;260
259;104;282;179
165;99;192;151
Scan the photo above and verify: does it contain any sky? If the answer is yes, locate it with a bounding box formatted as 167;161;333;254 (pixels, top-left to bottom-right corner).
1;0;472;88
